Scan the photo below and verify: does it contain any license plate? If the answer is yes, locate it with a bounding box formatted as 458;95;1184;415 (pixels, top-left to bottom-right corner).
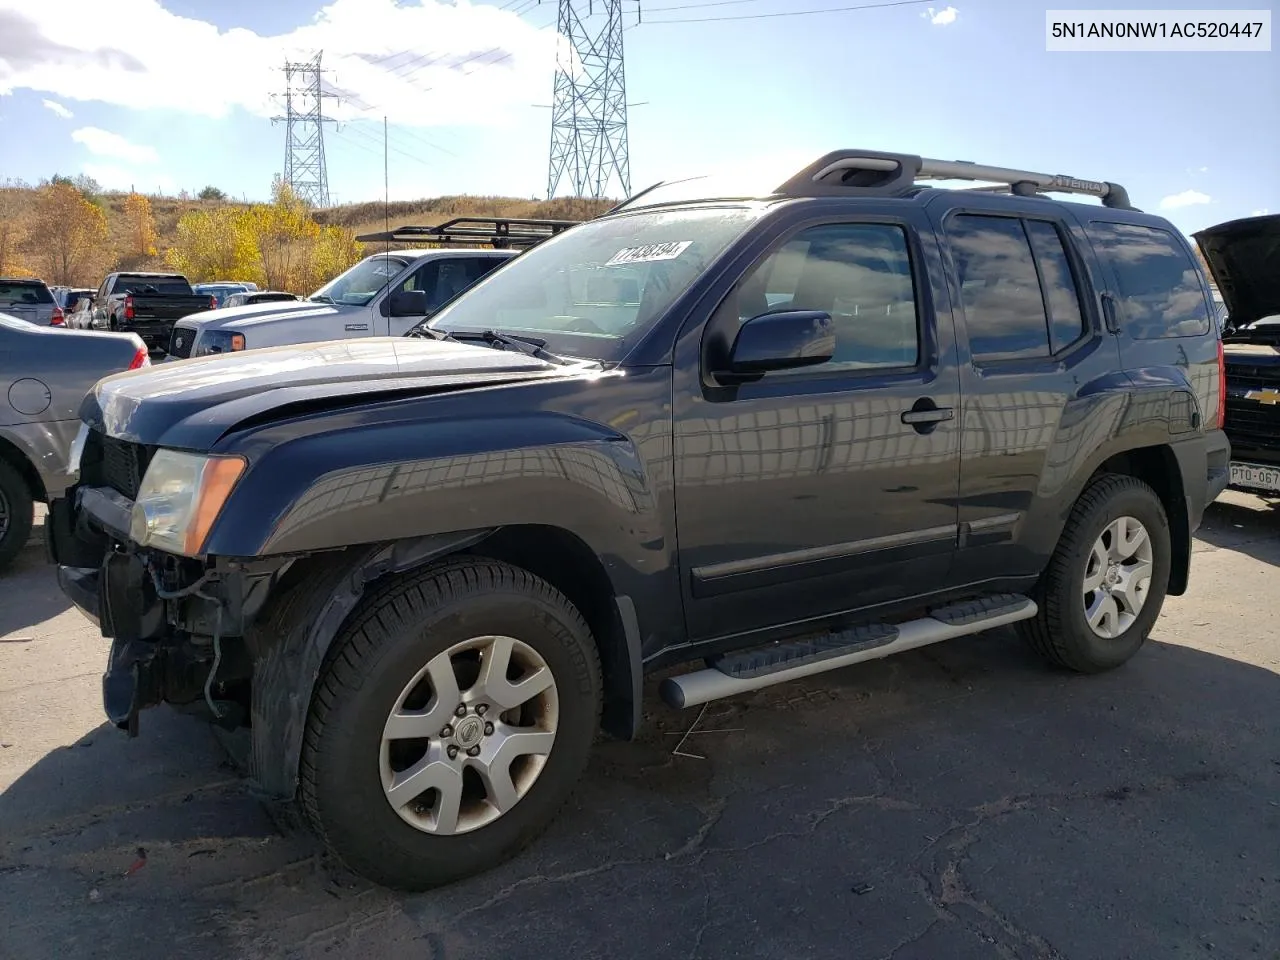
1229;461;1280;493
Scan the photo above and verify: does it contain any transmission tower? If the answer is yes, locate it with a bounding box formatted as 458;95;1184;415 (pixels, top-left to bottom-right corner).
545;0;638;200
271;52;336;207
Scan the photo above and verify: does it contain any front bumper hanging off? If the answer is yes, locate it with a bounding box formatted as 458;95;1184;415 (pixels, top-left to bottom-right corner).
46;489;257;736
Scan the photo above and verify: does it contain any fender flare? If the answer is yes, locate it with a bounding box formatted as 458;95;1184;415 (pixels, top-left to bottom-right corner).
245;529;643;799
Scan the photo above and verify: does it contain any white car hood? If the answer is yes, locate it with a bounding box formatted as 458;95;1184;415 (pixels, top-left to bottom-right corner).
174;299;350;331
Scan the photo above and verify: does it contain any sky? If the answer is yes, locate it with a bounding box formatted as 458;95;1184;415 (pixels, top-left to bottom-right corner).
0;0;1275;237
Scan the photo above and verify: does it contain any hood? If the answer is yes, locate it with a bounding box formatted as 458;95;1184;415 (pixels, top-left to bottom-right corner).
173;298;332;329
1193;213;1280;328
81;336;570;449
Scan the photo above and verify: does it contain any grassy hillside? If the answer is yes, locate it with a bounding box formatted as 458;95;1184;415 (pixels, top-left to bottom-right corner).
0;183;614;287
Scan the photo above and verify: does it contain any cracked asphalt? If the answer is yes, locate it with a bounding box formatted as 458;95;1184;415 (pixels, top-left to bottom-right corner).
1;493;1278;960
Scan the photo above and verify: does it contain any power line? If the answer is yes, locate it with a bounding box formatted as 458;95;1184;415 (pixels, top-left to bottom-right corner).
638;0;932;24
643;0;763;10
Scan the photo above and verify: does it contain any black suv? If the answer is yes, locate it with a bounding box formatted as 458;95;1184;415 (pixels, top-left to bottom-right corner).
48;150;1230;891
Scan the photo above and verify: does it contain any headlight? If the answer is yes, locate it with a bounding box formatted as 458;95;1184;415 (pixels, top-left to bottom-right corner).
129;449;246;556
192;330;246;356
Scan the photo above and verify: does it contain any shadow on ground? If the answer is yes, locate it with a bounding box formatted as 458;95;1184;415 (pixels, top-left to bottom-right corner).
0;520;71;640
1197;491;1280;567
1;625;1277;960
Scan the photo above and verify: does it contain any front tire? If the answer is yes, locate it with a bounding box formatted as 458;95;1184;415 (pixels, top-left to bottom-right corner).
299;558;602;891
1019;474;1171;673
0;460;34;573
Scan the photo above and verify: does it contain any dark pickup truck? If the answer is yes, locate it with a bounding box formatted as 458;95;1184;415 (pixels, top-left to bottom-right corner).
91;272;217;352
1195;214;1280;497
49;149;1229;892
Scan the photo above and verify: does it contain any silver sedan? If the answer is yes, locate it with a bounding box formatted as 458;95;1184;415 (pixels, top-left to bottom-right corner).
0;313;151;570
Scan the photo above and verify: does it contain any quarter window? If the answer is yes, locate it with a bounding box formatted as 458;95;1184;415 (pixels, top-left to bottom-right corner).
1090;222;1211;339
720;222;920;374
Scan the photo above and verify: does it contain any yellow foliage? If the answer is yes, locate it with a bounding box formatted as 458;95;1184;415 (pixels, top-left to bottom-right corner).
166;206;260;284
305;225;364;293
245;178;322;291
0;185;30;276
26;183;110;285
167;177;364;293
123;192;158;258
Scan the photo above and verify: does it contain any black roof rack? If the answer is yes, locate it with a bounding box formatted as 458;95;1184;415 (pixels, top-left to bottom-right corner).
355;216;581;249
616;150;1138;213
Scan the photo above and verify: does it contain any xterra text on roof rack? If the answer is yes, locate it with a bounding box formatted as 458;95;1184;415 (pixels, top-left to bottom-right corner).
49;150;1229;890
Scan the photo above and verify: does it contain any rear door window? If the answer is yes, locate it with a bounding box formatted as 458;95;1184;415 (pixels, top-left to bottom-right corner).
947;214;1089;362
1089;222;1211;339
117;277;193;296
0;282;53;304
948;215;1053;361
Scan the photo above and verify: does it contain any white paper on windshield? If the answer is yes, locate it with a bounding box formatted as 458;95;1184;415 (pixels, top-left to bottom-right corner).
606;240;693;266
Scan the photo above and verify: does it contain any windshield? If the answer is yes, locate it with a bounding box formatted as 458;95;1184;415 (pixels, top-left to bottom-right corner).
311;254;409;306
427;207;759;361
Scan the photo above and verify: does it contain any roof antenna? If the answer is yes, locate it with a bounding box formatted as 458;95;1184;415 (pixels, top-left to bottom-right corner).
383;114;390;264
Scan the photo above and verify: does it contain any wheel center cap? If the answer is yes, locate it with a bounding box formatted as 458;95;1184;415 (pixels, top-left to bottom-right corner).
454;715;485;748
1105;565;1121;588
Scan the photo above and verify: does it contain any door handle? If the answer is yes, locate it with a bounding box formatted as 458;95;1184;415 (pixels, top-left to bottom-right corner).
1100;292;1120;333
901;407;953;425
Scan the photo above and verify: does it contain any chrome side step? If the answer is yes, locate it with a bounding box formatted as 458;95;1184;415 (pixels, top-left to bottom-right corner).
658;594;1038;709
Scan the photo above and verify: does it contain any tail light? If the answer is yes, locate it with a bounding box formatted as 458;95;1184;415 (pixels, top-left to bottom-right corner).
128;345;150;370
1216;338;1226;430
50;306;64;326
124;295;135;320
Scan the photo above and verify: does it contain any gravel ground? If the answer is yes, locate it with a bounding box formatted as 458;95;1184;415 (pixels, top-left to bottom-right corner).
1;494;1277;960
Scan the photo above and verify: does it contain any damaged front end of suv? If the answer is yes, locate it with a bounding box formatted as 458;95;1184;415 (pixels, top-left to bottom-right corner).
50;433;283;735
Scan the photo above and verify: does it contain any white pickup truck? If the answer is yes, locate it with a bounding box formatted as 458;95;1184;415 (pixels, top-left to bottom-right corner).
164;217;579;360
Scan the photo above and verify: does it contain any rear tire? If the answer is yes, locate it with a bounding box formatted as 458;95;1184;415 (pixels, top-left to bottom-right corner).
0;460;34;573
1019;474;1171;673
299;558;602;891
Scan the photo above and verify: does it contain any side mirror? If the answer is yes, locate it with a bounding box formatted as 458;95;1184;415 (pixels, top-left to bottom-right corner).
715;310;835;383
388;288;429;317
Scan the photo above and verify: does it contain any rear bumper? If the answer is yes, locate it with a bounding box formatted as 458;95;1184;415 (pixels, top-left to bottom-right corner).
1204;429;1231;506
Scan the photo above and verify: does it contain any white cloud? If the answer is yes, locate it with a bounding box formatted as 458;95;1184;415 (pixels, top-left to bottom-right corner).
71;126;159;163
0;0;559;130
41;98;72;118
1159;189;1211;210
1252;208;1270;216
922;6;959;25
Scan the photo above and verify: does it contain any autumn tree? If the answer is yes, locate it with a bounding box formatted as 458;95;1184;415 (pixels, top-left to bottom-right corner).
0;178;32;276
166;179;364;293
124;192;158;258
245;177;320;291
27;182;109;285
166;206;259;284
